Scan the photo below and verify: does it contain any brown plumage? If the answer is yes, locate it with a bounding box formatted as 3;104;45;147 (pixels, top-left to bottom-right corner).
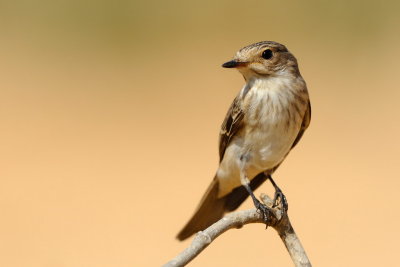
177;41;311;240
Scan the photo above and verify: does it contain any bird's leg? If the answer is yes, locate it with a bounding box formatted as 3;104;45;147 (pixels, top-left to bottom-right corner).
239;157;269;223
265;174;288;213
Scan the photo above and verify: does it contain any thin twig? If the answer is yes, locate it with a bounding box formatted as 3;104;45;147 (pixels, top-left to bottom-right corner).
163;194;311;267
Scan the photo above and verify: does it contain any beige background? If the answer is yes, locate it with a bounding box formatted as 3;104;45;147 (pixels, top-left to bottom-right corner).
1;0;400;266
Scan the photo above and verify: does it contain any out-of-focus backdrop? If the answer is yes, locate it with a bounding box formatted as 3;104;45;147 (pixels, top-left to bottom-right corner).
1;0;399;266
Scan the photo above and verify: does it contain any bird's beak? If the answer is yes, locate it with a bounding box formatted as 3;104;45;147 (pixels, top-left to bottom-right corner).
222;60;248;68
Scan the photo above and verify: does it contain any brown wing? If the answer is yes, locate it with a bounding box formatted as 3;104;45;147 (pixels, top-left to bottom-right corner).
291;100;311;149
218;95;244;162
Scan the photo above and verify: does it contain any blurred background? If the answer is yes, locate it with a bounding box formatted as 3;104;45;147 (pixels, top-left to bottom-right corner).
0;0;399;266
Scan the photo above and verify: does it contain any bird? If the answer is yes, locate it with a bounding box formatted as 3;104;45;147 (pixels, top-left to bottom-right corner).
177;41;311;241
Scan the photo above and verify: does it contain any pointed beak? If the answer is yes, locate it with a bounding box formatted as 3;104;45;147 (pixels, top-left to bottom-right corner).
222;60;248;68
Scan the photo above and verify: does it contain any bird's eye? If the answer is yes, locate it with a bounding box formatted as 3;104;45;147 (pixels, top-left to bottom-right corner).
262;49;273;60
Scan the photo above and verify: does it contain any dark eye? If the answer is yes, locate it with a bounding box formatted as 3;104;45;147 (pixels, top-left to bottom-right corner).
262;49;273;60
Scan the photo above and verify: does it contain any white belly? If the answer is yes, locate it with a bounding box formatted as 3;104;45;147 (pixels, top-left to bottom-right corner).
216;80;305;197
245;120;299;171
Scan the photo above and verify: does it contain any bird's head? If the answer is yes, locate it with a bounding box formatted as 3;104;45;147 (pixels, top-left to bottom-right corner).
222;41;299;81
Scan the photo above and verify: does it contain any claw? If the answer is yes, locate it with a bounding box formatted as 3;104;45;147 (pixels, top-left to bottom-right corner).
272;188;288;213
266;175;289;213
255;199;270;225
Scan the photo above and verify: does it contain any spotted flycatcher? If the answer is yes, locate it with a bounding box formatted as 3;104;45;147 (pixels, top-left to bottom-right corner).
177;41;311;240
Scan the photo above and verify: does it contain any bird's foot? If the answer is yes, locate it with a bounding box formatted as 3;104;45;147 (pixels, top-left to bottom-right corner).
254;199;270;225
272;187;288;213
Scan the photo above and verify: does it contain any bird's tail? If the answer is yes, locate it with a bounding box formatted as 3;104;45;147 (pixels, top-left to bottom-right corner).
176;177;226;241
176;172;268;240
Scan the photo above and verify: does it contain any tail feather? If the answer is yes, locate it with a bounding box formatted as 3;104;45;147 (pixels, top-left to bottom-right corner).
176;178;225;241
176;172;268;240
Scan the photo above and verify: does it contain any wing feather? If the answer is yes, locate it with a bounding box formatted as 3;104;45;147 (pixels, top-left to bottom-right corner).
291;100;311;149
218;95;244;162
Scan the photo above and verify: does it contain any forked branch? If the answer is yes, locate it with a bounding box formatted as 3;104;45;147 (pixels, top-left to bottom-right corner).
163;194;311;267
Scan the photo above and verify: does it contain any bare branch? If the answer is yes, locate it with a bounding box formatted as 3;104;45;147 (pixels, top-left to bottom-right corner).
163;193;311;267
